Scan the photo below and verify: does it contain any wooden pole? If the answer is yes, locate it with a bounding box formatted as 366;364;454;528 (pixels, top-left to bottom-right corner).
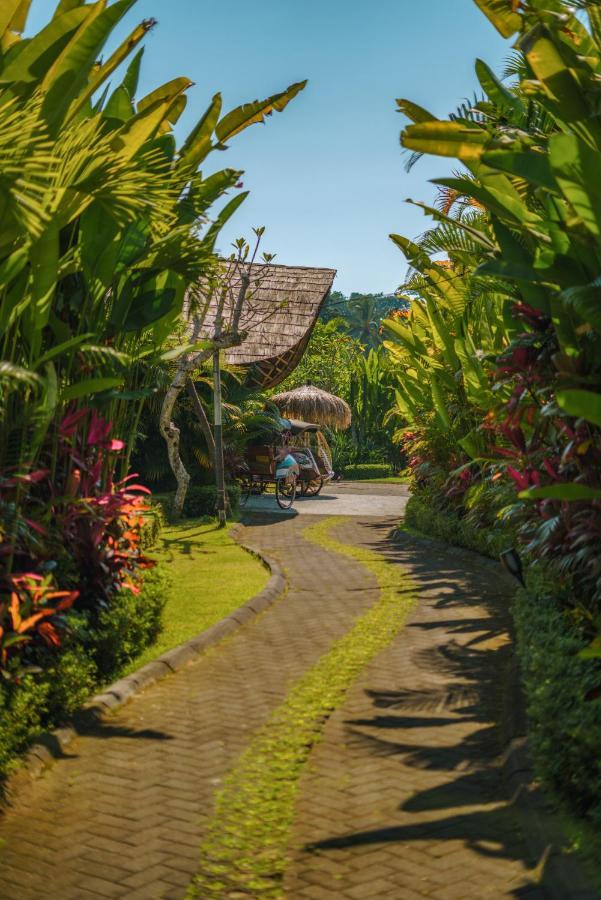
213;349;227;527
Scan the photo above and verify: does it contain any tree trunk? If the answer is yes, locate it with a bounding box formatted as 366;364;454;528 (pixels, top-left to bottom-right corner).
186;378;215;461
160;334;243;519
213;350;227;526
160;363;196;519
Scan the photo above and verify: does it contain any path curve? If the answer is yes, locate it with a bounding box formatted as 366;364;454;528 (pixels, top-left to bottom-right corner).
0;497;545;898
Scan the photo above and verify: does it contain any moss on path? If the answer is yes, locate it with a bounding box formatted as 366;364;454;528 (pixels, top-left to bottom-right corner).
190;515;417;899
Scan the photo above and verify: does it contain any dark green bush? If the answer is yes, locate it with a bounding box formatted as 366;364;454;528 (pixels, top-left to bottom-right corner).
184;484;241;518
93;566;169;678
514;575;601;826
404;494;512;559
0;648;96;778
0;676;50;776
154;484;241;519
342;463;393;480
0;563;169;786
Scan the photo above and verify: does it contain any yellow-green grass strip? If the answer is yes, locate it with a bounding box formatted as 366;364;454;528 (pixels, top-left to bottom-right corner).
189;515;418;898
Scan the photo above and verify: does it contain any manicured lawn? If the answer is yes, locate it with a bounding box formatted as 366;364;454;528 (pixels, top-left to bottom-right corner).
346;475;409;484
125;519;270;673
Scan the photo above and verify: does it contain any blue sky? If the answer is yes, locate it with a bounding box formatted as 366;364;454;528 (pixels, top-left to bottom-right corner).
29;1;509;294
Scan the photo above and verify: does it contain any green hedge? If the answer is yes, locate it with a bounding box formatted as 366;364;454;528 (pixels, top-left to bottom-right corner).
0;563;169;787
154;484;241;520
513;574;601;826
402;493;601;827
343;463;393;480
404;494;512;559
184;484;241;518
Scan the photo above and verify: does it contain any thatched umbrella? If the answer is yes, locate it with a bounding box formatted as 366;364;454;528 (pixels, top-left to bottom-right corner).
272;382;351;430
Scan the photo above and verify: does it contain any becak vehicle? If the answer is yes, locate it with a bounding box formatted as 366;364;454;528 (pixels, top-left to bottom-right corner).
239;419;300;509
286;419;334;496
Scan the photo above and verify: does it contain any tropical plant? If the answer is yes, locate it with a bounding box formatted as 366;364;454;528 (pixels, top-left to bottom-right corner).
0;0;304;701
383;0;601;823
392;0;601;631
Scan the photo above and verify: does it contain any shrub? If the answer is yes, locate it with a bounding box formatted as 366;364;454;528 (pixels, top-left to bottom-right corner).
513;575;601;827
156;484;241;520
404;494;512;559
93;567;169;679
0;557;168;786
0;648;97;778
342;463;393;480
0;677;50;776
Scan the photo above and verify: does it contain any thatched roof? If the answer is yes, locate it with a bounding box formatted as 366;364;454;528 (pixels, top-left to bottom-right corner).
272;383;352;430
202;262;336;389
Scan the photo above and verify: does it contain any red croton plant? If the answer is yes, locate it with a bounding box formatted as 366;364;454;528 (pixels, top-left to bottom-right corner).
0;408;154;681
490;304;601;619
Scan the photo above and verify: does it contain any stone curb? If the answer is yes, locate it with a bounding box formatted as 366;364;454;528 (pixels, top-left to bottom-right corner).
393;525;599;898
2;523;286;805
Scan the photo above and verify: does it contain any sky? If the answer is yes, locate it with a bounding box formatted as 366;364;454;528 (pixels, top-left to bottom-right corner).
28;0;509;295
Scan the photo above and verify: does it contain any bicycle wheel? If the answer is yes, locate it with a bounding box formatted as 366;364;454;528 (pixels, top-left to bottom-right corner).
238;477;252;506
276;475;296;509
302;477;324;496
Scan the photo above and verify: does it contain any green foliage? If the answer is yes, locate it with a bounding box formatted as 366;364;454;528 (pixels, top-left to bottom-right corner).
343;463;393;480
0;0;303;778
403;494;513;560
275;320;362;403
191;516;417;898
0;565;168;785
513;574;601;827
93;567;169;678
156;484;241;520
384;0;601;825
0;676;51;777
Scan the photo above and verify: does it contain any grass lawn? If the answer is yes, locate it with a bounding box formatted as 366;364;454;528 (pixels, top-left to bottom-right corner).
346;475;409;484
125;518;270;673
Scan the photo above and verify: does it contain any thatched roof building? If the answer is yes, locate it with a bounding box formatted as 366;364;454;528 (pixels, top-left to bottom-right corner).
202;262;336;389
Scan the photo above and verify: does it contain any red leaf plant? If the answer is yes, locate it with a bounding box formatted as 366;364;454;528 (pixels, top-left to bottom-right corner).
0;408;155;677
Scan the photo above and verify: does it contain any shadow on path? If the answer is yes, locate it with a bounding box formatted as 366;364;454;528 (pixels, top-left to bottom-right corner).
292;519;540;898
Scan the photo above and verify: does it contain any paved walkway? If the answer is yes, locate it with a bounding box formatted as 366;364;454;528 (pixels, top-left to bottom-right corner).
286;519;537;899
0;501;546;898
243;480;410;517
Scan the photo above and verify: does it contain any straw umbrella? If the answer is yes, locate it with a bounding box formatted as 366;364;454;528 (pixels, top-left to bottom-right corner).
272;382;351;430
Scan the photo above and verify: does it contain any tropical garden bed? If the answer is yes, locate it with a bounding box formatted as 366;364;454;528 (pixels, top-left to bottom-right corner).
0;0;301;787
0;508;268;787
371;0;601;836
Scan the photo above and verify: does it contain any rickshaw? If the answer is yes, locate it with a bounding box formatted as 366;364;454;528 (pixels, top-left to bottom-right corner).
237;418;334;509
238;423;300;510
286;419;335;496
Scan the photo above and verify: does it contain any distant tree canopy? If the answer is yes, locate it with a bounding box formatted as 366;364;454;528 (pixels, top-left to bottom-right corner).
273;320;362;403
320;291;409;351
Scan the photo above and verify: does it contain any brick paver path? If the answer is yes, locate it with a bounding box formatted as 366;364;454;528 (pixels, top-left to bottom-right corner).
285;518;540;899
0;510;543;898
